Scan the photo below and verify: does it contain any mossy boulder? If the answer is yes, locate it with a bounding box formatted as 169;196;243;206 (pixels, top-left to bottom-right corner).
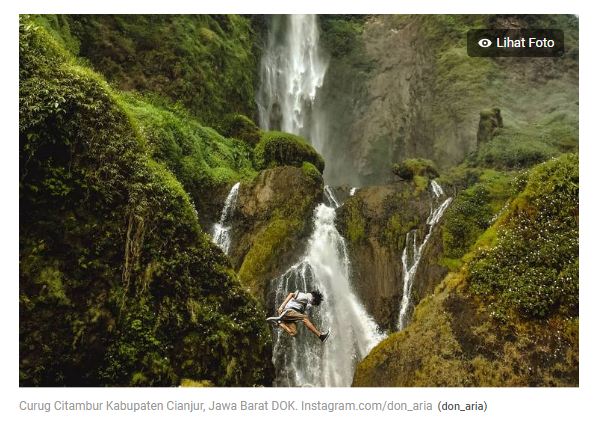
218;113;262;147
476;107;503;146
228;166;324;303
255;131;325;174
19;18;273;386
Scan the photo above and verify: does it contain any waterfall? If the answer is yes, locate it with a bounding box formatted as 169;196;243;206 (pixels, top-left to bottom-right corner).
212;182;240;255
259;15;381;387
397;180;452;330
257;15;328;151
271;203;384;387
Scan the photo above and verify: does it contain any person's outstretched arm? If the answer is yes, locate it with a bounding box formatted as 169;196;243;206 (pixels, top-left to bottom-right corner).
278;292;294;314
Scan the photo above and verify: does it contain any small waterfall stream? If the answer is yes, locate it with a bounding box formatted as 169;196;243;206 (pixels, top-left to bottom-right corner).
397;180;452;330
212;182;240;255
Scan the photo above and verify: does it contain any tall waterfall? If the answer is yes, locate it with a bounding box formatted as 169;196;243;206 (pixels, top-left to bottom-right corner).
271;202;384;387
212;182;240;255
257;15;328;152
258;15;380;386
397;180;452;330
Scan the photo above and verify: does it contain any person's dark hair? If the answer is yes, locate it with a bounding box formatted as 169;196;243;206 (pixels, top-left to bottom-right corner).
309;289;323;306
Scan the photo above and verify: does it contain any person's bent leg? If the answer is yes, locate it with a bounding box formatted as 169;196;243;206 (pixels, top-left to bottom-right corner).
302;317;322;337
280;322;297;337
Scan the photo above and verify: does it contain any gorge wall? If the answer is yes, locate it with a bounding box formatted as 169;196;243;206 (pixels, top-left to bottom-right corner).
317;15;578;186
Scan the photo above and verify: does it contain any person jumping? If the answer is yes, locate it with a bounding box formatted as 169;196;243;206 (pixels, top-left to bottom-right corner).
267;289;330;343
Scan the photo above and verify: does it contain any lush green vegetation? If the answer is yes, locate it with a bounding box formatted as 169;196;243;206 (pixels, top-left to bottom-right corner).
20;17;273;386
469;154;578;319
442;170;514;259
217;113;262;147
255;131;325;173
37;15;260;127
319;15;367;58
120;94;257;216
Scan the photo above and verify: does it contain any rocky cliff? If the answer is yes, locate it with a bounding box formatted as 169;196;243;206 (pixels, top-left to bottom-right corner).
228;166;324;303
318;15;578;186
336;180;448;330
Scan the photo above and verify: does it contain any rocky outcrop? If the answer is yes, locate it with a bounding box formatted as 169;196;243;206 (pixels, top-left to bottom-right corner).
336;180;449;330
222;166;324;303
352;272;579;387
477;107;503;146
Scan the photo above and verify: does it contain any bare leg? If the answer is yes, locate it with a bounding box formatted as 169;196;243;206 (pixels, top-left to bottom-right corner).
302;317;322;337
280;322;297;337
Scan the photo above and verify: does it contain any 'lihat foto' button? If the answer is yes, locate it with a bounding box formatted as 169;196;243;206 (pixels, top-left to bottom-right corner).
467;29;564;57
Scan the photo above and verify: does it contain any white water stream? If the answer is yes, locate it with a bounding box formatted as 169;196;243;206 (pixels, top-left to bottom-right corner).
258;15;382;386
397;180;452;330
212;182;240;255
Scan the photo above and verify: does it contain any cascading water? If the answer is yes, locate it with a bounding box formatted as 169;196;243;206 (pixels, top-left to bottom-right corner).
212;182;240;255
271;203;384;387
260;15;382;387
257;15;328;151
397;180;452;330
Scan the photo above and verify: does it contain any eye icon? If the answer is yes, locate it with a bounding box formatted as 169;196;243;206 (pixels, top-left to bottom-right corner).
478;38;492;48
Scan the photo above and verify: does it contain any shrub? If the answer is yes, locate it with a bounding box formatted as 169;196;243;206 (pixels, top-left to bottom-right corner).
255;131;325;173
442;170;513;258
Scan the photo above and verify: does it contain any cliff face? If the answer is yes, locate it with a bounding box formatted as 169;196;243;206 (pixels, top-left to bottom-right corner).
336;180;448;331
318;15;578;186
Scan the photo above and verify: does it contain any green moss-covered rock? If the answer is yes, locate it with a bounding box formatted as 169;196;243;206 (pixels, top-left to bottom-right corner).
301;161;323;185
218;113;262;147
353;154;578;387
231;166;324;301
19;18;272;387
477;107;503;146
255;131;325;174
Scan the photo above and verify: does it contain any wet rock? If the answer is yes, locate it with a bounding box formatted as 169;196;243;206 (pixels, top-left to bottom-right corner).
336;181;449;331
225;166;324;303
